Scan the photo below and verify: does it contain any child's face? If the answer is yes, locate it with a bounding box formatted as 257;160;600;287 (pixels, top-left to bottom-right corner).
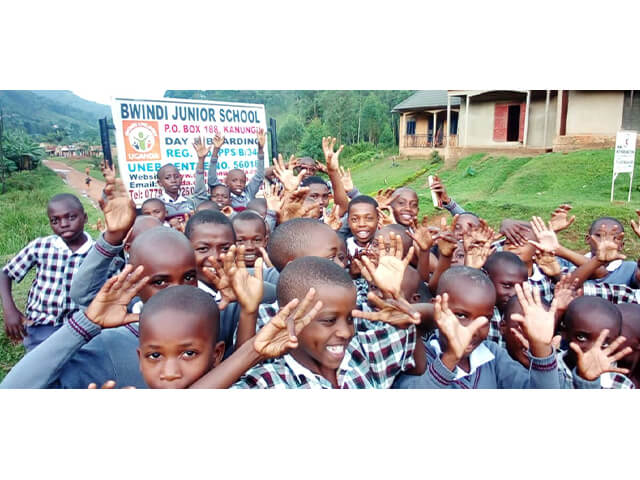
439;282;495;360
303;183;330;217
488;264;527;313
233;219;268;268
47;200;87;244
390;190;418;226
138;308;223;389
210;186;231;208
189;223;235;283
453;214;480;241
158;166;182;196
503;239;536;265
564;309;621;365
451;243;465;266
348;203;378;246
292;284;357;374
295;158;317;180
141;202;167;222
289;228;343;269
225;171;247;196
336;240;348;270
500;302;530;368
586;219;624;254
132;246;198;302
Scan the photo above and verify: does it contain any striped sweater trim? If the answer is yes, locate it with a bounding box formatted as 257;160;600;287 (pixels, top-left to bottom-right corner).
95;242;117;258
67;317;92;342
531;356;557;372
428;362;452;386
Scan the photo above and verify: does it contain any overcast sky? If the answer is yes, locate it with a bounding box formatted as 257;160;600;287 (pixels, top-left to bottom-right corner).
73;89;168;106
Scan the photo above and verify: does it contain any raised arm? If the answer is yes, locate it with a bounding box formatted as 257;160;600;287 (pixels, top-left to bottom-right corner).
245;129;267;198
207;134;225;189
192;136;211;204
322;137;349;215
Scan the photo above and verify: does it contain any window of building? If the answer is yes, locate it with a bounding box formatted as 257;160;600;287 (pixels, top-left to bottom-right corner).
406;118;416;135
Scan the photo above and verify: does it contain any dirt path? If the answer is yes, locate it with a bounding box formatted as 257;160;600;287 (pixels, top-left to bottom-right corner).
43;159;106;209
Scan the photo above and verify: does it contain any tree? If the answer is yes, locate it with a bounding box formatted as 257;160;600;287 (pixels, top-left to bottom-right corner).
319;91;358;146
298;118;328;160
277;116;304;157
2;129;45;172
0;109;17;194
361;94;387;144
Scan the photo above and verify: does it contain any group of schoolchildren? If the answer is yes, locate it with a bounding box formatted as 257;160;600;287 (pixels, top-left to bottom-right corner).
2;128;640;389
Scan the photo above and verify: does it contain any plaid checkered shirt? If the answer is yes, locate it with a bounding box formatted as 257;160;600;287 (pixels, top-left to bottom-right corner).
556;350;635;389
582;281;640;304
232;318;417;389
2;233;94;327
487;307;504;347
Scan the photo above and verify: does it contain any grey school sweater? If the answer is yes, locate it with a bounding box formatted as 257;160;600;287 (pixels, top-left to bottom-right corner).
392;337;599;389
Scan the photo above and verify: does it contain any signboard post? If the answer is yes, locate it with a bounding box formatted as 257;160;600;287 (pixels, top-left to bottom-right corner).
110;97;268;207
611;130;637;202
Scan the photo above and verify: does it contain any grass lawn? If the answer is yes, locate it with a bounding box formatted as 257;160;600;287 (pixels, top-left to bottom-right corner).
54;156;105;181
349;148;640;257
0;166;102;381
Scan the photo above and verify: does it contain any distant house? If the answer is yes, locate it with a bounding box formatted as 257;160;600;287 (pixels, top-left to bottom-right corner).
393;90;640;164
89;145;103;157
392;91;460;157
450;90;640;162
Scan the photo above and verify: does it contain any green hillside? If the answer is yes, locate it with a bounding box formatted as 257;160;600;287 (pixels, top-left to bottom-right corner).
0;90;111;142
349;149;640;256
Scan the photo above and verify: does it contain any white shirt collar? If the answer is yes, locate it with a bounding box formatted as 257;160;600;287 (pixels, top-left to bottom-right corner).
52;232;93;255
198;280;222;302
584;252;622;272
530;263;546;281
159;192;188;204
283;352;348;387
430;337;495;380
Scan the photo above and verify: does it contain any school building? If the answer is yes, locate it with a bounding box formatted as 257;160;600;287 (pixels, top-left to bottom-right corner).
393;90;640;165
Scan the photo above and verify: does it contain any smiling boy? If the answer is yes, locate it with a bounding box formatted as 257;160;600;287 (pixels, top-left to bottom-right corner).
232;257;422;388
346;195;379;256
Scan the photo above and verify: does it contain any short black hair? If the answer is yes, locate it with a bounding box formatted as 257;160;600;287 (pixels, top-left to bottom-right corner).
157;164;179;179
484;251;528;278
210;183;231;195
300;176;329;188
140;285;220;342
277;256;355;306
48;193;83;211
195;200;221;212
185;210;235;241
129;226;193;265
589;216;624;235
227;168;246;177
459;211;479;220
564;296;622;333
437;265;496;298
232;210;267;236
267;218;335;272
141;198;166;210
348;195;378;215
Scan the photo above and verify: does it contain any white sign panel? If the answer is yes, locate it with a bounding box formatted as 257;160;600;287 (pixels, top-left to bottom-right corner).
613;130;637;174
111;97;268;207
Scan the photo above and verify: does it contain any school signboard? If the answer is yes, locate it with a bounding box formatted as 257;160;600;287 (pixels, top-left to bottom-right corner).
610;130;638;202
110;97;269;206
